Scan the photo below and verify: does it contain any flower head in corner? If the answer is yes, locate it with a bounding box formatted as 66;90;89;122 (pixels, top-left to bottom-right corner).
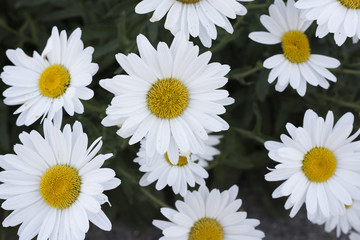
311;199;360;237
295;0;360;46
135;0;251;47
350;231;360;240
153;185;265;239
1;26;98;126
100;34;233;164
249;0;340;96
0;120;120;240
265;109;360;219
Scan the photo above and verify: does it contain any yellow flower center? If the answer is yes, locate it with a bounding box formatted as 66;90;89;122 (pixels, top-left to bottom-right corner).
178;0;201;3
147;78;189;119
189;218;224;240
338;0;360;9
39;64;70;98
165;152;189;166
302;147;337;183
345;200;353;209
39;165;81;209
281;30;311;64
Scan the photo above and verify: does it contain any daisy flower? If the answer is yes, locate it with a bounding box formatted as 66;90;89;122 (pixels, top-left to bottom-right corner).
0;120;121;240
1;26;98;126
351;231;360;240
295;0;360;46
265;109;360;219
134;135;220;196
248;0;340;96
192;134;221;167
153;185;265;239
135;0;251;48
310;199;360;237
100;34;233;164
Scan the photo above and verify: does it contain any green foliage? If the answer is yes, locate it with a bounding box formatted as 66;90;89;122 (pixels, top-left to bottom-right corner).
1;0;360;238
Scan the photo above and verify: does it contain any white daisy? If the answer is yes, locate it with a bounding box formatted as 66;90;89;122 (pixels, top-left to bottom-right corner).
265;109;360;219
135;0;251;48
192;134;221;167
134;135;220;196
0;120;121;240
248;0;340;96
153;185;265;239
351;231;360;240
310;199;360;237
1;26;98;126
100;33;233;164
295;0;360;46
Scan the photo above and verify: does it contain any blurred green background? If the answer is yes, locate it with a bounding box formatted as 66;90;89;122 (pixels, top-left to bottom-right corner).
0;0;359;239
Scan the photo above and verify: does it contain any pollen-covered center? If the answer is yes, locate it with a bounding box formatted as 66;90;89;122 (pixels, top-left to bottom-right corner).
189;217;224;240
302;147;337;183
345;200;353;209
338;0;360;9
147;78;189;119
165;152;188;166
178;0;201;3
39;165;81;209
39;64;70;98
281;30;311;64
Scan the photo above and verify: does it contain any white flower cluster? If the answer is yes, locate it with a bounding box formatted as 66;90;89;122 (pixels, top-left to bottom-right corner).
101;31;264;239
2;0;360;238
0;27;121;240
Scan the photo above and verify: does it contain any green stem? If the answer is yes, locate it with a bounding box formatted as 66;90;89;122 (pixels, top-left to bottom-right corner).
347;62;360;68
83;102;106;113
234;127;266;144
117;167;170;208
311;93;360;111
333;68;360;75
138;187;170;208
0;20;35;44
230;62;263;80
326;232;334;240
211;17;244;54
247;3;271;10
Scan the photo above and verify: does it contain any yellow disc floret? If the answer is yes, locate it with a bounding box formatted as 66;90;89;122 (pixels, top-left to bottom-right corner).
165;152;189;166
147;78;189;119
189;217;224;240
39;165;81;209
345;199;353;209
338;0;360;9
281;30;311;64
302;147;337;183
39;64;70;98
178;0;201;3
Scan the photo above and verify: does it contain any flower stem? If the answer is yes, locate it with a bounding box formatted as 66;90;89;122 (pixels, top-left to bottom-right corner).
311;92;360;111
117;167;170;208
234;127;266;144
